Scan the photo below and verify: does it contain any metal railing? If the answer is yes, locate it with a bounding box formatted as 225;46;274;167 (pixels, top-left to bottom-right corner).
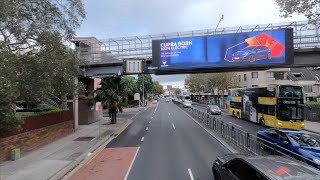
173;101;320;169
78;21;320;63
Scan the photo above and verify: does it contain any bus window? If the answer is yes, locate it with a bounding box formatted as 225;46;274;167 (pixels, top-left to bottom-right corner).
230;102;241;109
268;106;275;116
279;86;303;98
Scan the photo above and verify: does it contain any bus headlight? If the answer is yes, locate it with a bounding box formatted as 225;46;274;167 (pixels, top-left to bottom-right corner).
277;122;282;127
302;123;305;128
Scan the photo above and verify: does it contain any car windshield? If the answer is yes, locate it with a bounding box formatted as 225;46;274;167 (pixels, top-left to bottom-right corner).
242;46;257;50
288;133;320;147
209;105;219;109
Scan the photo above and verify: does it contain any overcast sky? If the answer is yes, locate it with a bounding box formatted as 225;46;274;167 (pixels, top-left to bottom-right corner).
76;0;306;88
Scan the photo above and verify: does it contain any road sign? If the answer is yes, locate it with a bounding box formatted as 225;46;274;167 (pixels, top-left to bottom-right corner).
123;59;144;74
134;93;140;100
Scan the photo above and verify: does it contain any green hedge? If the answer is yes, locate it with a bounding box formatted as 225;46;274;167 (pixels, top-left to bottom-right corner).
16;109;69;119
307;102;320;108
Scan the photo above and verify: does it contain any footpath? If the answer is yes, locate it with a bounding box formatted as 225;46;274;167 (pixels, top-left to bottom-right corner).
191;102;320;134
0;106;146;180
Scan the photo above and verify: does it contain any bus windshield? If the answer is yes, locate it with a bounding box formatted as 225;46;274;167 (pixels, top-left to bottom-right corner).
279;86;303;98
277;106;304;120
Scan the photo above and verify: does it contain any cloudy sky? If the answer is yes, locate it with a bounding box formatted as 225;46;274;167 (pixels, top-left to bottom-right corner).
76;0;306;88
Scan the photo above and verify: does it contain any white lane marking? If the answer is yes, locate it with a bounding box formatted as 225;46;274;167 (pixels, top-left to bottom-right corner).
124;147;140;180
177;106;238;153
154;105;158;113
149;121;151;124
229;122;242;128
168;112;171;116
188;168;194;180
151;117;153;119
146;127;149;131
141;137;144;142
87;152;92;156
172;123;175;130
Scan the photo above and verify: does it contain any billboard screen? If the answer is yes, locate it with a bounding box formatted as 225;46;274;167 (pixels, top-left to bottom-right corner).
152;28;293;72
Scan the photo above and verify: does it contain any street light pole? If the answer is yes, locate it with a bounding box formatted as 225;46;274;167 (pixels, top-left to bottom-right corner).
142;74;145;106
214;15;224;34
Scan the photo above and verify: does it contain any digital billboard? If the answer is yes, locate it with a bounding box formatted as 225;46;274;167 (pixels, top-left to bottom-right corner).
152;28;293;73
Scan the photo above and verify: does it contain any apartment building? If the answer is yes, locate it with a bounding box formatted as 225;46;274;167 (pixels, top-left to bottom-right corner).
236;67;320;102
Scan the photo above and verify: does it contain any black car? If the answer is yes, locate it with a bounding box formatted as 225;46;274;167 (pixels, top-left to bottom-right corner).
212;154;320;180
206;105;221;115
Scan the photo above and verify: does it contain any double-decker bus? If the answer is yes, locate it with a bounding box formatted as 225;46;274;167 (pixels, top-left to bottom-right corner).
227;85;304;129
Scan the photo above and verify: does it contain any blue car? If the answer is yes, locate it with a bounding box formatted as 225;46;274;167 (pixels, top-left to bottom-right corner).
257;128;320;169
232;45;271;62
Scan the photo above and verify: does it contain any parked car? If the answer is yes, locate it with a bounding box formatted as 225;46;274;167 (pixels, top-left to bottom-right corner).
165;99;170;103
232;45;271;62
152;100;158;104
206;105;221;115
212;154;320;180
257;128;320;169
183;100;192;108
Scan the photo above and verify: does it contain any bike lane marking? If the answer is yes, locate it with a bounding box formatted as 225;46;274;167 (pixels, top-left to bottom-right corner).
69;147;139;180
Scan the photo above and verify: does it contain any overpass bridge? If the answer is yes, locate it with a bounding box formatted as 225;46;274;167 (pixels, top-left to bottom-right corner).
73;21;320;77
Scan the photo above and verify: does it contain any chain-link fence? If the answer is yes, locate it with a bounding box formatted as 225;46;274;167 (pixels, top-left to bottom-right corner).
173;101;320;169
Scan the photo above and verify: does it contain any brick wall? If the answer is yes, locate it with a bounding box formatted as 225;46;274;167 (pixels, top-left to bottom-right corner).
0;120;74;161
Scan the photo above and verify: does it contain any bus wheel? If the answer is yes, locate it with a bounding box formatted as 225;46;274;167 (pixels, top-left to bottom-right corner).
260;118;265;127
232;111;235;117
236;112;240;119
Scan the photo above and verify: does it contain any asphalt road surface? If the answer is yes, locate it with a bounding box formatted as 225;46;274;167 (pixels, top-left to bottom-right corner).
108;101;231;180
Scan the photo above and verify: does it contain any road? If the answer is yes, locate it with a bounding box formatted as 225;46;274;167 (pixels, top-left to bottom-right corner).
107;100;231;180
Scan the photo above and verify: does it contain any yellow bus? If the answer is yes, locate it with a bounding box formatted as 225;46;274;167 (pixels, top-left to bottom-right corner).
227;85;304;129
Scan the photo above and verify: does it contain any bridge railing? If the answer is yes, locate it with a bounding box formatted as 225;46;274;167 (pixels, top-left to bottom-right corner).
78;21;320;63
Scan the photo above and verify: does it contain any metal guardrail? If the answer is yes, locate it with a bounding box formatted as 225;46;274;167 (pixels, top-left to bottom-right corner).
173;101;320;169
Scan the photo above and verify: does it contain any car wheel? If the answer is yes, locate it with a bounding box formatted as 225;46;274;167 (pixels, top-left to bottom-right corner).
236;112;240;119
212;166;221;180
249;54;256;62
267;52;271;60
260;118;265;127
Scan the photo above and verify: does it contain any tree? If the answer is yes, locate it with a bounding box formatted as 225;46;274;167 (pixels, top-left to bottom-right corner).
275;0;320;24
0;0;86;134
174;88;181;95
136;74;154;100
120;76;138;102
185;73;238;106
153;81;164;95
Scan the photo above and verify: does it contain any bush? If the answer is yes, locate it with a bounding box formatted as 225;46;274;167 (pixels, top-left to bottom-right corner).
16;109;69;119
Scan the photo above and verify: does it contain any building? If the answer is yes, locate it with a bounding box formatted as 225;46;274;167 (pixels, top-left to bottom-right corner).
167;85;173;90
235;67;320;102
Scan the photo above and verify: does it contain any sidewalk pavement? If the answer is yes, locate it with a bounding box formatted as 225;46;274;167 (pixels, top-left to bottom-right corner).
0;116;131;180
304;120;320;134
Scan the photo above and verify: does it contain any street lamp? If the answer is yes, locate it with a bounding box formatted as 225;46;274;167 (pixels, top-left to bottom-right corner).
214;15;224;34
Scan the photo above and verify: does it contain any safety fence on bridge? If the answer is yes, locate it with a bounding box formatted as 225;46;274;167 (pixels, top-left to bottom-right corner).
78;21;320;62
173;101;320;169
